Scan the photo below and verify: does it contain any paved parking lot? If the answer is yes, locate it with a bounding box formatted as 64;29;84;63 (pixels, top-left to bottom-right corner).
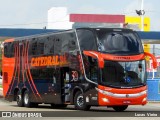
0;88;160;119
0;78;160;119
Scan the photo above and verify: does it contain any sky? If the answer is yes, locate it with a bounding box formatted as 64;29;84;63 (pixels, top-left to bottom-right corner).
0;0;160;31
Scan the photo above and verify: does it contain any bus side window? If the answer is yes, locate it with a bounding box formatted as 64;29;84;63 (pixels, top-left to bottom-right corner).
30;39;38;56
4;43;8;57
61;34;69;55
54;36;62;55
83;56;98;83
10;43;15;57
4;42;15;58
37;38;45;55
61;32;78;55
30;38;45;56
68;32;77;51
77;29;97;51
90;66;98;82
44;36;54;55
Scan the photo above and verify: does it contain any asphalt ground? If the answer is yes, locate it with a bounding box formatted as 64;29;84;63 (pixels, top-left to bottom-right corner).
0;88;160;119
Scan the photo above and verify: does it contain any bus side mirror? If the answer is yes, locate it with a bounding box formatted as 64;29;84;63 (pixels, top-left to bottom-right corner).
144;52;157;69
83;51;104;68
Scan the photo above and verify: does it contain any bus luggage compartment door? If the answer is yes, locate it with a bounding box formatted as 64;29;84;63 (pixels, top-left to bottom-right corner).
63;84;71;102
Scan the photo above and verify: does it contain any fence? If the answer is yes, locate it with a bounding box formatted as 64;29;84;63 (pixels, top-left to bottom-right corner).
147;79;160;101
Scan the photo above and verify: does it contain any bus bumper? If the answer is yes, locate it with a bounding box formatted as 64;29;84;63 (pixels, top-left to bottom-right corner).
97;85;147;106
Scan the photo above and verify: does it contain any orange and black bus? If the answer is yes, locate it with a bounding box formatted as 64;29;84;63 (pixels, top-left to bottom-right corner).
2;28;157;111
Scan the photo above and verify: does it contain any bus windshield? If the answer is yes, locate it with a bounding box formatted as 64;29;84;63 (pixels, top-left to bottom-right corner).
101;60;146;88
96;29;143;55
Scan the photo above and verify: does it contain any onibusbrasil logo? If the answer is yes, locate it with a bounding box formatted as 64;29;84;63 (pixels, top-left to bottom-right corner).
1;112;42;118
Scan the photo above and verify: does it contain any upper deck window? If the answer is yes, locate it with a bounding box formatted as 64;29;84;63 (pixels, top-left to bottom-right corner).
4;42;15;58
96;29;143;55
77;29;97;51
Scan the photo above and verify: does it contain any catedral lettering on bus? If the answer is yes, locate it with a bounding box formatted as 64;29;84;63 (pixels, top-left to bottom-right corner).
31;56;68;67
2;28;157;111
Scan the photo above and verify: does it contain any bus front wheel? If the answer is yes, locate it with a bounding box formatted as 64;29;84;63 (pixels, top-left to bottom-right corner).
74;91;90;111
112;105;128;112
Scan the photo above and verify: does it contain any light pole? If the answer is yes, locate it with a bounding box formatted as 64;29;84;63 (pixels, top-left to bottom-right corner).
136;0;145;31
141;0;144;31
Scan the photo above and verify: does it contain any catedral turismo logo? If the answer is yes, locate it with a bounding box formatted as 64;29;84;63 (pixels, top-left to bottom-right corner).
31;55;68;67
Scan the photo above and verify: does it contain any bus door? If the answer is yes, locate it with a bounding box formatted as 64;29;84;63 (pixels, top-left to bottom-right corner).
60;67;70;103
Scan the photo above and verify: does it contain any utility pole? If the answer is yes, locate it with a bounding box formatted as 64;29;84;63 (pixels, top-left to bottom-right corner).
136;0;145;31
141;0;144;31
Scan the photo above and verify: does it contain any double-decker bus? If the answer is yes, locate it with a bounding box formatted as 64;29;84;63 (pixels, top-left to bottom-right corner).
2;28;157;111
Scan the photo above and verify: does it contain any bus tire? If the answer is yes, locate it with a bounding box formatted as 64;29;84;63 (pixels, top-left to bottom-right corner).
112;105;128;112
23;91;32;107
74;91;90;111
16;91;24;107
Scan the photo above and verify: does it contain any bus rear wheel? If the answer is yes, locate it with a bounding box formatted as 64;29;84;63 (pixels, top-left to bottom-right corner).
16;91;24;107
112;105;128;112
23;91;33;107
74;91;90;111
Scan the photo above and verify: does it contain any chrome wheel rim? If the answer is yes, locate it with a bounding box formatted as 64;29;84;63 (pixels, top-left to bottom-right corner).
77;95;84;107
24;93;29;104
17;95;21;104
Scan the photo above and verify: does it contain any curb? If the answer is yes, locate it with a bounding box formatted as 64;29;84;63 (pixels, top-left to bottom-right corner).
148;101;160;103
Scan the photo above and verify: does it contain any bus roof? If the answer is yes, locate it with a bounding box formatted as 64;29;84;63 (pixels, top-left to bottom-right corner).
4;28;134;43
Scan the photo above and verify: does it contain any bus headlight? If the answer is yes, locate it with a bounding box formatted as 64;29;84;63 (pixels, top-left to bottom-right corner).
95;87;113;96
102;98;109;102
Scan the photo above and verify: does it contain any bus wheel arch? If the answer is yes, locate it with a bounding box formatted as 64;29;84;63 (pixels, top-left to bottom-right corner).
21;88;28;99
72;87;83;103
112;105;128;112
14;88;19;101
73;88;90;111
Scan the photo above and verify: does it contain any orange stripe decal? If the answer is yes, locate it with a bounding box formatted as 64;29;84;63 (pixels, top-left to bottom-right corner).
26;42;42;99
7;43;17;98
25;41;38;99
83;51;146;68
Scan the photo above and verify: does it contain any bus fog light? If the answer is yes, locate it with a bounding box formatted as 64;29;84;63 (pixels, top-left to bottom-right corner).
142;97;147;102
102;98;109;102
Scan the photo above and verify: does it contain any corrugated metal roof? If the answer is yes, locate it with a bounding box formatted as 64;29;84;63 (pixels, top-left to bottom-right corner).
0;28;58;37
137;31;160;40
